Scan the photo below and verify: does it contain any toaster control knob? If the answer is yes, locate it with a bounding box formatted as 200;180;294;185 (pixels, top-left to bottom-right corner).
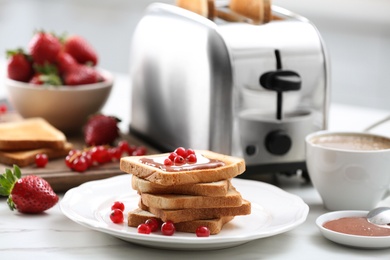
265;130;291;155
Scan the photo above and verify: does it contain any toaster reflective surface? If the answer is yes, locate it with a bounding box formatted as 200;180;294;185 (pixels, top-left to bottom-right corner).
130;3;329;175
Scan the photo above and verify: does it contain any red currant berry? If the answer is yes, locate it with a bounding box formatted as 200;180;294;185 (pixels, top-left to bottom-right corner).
186;154;197;163
35;153;48;168
174;147;187;157
117;140;130;154
132;146;147;156
65;154;73;168
174;156;185;164
90;146;110;164
164;158;173;166
186;148;195;157
145;218;159;232
127;144;137;155
0;104;7;114
138;223;151;234
111;201;125;211
81;151;93;167
108;147;122;161
110;209;124;224
168;152;177;161
161;221;175;236
72;156;89;172
196;226;210;237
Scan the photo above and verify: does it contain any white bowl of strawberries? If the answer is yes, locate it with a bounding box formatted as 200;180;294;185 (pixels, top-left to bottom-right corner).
5;31;113;135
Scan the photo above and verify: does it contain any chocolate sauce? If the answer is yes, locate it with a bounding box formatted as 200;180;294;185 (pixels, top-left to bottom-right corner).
323;217;390;236
139;153;225;172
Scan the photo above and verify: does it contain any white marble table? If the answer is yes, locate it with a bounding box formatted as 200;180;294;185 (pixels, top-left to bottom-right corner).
2;73;390;259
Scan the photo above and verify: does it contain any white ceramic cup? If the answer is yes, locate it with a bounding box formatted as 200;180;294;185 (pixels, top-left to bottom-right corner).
305;131;390;211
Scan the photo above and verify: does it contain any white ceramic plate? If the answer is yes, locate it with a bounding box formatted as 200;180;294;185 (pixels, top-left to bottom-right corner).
60;175;309;250
316;211;390;248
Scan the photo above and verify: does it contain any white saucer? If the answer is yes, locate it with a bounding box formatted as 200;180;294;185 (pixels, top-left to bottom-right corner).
316;210;390;249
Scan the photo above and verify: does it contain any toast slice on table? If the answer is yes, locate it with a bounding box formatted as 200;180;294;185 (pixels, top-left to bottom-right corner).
229;0;272;24
128;208;234;234
0;142;73;167
132;175;231;197
139;199;251;223
120;150;245;186
140;185;243;209
0;118;67;151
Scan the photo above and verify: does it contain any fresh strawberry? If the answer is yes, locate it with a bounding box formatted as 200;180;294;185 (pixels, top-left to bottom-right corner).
63;64;102;85
29;31;62;65
29;73;62;86
0;165;58;214
84;114;120;146
64;35;98;66
56;51;78;74
6;49;33;82
31;63;63;85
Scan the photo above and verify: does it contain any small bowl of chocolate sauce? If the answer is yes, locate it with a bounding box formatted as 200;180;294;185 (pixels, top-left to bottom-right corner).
316;210;390;248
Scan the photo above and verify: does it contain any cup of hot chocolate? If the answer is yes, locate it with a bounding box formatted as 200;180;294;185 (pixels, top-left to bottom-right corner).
305;131;390;211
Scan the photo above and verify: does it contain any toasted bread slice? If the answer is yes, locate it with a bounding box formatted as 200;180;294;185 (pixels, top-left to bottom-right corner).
0;142;73;167
120;150;245;186
0;118;67;151
128;208;233;234
140;185;242;209
140;199;251;223
229;0;272;24
176;0;209;17
132;175;231;197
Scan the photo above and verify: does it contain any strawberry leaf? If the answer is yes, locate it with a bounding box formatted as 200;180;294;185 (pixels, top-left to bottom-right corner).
0;165;21;197
13;165;22;179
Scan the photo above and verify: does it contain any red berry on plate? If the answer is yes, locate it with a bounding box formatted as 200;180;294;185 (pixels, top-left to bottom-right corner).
145;218;159;232
137;223;151;234
84;114;120;146
174;147;187;158
196;226;210;237
110;209;124;224
111;201;125;212
161;221;175;236
35;153;48;168
108;147;122;161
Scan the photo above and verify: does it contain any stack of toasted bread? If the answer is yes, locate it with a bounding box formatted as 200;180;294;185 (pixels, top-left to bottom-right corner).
0;118;72;167
120;150;251;235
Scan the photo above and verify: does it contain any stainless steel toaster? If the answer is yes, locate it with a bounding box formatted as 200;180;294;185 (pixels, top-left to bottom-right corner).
129;3;330;178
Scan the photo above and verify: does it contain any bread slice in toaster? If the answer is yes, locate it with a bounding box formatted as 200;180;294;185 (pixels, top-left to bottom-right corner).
0;117;67;151
229;0;272;24
132;175;231;197
128;208;234;234
139;198;251;223
120;150;246;186
140;185;243;210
